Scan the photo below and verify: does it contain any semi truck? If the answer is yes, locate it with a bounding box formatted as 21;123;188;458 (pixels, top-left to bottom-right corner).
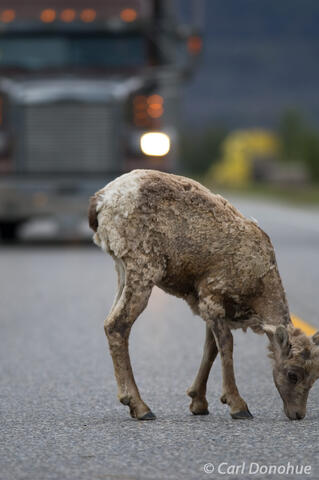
0;0;203;240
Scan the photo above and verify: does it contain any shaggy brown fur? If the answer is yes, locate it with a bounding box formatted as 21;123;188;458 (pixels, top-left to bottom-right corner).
89;170;319;421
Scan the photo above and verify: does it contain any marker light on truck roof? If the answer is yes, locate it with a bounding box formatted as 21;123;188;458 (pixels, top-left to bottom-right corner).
140;132;170;157
40;9;56;23
1;9;15;23
60;9;76;23
120;8;137;23
80;9;96;23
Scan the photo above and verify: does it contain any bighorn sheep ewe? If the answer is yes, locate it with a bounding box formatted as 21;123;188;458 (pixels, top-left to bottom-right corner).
89;169;319;421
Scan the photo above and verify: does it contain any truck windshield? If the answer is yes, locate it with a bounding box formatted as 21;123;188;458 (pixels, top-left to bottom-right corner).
0;32;147;70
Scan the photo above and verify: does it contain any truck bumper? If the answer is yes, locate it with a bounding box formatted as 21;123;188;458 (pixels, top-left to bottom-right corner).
0;176;114;220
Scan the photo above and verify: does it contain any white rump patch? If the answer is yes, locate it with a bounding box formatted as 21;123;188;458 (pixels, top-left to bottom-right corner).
93;170;145;256
96;170;143;218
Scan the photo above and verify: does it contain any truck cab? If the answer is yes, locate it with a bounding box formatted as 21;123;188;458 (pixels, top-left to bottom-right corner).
0;0;202;240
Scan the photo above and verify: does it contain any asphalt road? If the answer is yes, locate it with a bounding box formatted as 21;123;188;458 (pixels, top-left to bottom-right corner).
1;197;319;480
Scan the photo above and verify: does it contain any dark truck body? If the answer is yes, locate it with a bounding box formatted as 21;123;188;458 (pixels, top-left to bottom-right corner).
0;0;202;239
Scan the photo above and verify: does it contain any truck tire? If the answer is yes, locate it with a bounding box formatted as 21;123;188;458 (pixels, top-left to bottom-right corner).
0;221;22;242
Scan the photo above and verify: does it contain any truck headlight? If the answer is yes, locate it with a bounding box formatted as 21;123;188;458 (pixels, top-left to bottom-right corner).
140;132;170;157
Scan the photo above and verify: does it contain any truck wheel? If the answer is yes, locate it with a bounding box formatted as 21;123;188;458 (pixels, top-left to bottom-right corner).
0;221;22;242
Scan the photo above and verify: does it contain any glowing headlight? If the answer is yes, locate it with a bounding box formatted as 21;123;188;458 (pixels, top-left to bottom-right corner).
140;132;170;157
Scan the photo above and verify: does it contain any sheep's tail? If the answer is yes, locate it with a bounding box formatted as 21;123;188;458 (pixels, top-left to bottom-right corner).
88;194;99;232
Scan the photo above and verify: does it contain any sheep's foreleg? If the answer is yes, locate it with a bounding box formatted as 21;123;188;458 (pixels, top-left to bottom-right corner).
199;295;253;419
104;274;155;420
210;317;252;419
187;324;218;415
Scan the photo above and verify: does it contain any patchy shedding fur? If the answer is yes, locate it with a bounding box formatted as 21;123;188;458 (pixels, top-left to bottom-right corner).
90;170;319;421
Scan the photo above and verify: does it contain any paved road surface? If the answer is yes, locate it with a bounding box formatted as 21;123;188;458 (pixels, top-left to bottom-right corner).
1;197;319;480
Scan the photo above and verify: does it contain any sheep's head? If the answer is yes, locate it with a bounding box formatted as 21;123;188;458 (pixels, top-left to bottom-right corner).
264;324;319;420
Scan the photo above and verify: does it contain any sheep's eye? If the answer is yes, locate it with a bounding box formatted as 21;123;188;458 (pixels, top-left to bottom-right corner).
288;372;298;384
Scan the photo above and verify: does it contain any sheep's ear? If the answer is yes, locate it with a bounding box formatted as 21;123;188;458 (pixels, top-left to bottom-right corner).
263;325;291;355
275;325;291;355
312;331;319;346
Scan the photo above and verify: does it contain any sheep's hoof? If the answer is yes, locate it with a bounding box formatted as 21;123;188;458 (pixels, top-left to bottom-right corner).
138;411;156;421
192;409;209;416
231;409;253;420
189;395;209;415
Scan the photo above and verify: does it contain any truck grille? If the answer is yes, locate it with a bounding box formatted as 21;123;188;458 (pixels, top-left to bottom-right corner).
21;102;118;173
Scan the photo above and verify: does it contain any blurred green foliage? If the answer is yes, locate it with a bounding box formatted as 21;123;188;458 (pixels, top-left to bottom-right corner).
180;127;228;174
278;110;319;182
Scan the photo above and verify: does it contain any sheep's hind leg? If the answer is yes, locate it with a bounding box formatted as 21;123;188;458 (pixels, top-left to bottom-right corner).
105;268;154;420
109;258;125;315
187;324;218;415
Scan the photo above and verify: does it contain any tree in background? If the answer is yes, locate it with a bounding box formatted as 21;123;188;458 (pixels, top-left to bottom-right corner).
278;110;319;182
180;127;228;174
